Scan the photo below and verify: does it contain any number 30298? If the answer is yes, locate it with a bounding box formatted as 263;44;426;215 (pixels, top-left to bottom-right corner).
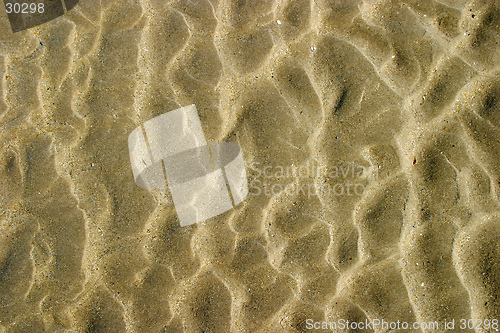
5;2;45;14
460;319;499;330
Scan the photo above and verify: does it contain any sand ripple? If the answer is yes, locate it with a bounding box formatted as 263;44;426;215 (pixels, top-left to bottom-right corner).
0;0;499;332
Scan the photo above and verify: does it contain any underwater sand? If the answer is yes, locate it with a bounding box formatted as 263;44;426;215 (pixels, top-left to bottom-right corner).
0;0;500;332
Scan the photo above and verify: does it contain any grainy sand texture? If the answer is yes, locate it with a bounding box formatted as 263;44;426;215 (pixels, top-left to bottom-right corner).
0;0;500;332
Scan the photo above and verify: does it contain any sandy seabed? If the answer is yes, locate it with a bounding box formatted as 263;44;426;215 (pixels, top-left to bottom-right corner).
0;0;499;332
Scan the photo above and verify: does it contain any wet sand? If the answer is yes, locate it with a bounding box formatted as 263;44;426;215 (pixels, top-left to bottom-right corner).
0;0;499;332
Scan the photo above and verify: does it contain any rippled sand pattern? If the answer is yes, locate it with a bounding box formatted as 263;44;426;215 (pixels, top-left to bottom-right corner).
0;0;500;332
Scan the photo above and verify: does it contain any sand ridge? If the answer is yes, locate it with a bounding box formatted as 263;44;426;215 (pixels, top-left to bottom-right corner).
0;0;499;332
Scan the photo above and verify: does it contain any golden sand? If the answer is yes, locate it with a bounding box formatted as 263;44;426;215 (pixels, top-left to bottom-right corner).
0;0;499;332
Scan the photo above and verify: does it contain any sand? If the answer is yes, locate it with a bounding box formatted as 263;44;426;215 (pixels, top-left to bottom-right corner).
0;0;499;332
